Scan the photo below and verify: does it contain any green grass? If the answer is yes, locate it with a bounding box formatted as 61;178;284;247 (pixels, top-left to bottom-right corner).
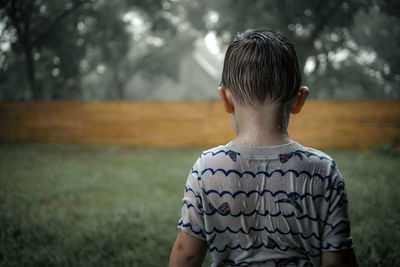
0;144;399;267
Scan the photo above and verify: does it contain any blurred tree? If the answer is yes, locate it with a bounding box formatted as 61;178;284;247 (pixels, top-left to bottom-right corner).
182;0;365;68
1;0;398;100
89;0;196;99
0;0;196;100
180;0;399;98
350;1;400;97
0;0;88;99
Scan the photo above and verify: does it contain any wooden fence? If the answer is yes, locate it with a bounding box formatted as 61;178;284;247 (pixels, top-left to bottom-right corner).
0;100;399;148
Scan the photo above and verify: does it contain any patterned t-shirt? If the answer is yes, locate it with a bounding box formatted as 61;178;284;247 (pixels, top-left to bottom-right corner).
177;142;353;267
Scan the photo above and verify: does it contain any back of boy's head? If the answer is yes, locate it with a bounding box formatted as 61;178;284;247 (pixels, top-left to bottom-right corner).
221;30;302;107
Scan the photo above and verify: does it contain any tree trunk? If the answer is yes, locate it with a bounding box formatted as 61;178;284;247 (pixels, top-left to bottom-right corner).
23;45;39;100
113;64;125;99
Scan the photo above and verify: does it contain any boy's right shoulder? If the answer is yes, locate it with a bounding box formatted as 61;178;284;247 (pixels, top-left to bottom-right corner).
297;145;337;168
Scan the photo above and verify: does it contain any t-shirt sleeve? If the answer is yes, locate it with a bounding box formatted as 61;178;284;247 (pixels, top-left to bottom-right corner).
321;166;354;252
177;158;206;240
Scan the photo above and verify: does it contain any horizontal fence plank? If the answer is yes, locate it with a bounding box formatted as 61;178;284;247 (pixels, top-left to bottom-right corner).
0;100;399;148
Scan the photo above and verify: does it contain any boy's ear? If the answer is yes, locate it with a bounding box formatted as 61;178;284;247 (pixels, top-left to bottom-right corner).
291;86;309;114
217;87;235;114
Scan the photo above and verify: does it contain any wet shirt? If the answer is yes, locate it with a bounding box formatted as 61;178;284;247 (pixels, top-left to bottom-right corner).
177;142;353;267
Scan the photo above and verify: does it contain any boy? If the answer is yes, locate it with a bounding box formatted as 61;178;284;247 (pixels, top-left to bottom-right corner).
169;30;358;267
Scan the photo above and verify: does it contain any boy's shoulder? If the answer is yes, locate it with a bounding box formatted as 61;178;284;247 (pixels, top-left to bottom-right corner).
198;142;336;168
284;145;337;173
296;146;336;165
200;143;232;158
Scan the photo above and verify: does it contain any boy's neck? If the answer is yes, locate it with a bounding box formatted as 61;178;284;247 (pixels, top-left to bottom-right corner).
232;103;293;147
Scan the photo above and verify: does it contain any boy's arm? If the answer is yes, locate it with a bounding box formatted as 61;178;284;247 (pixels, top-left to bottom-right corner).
169;230;207;267
321;249;359;267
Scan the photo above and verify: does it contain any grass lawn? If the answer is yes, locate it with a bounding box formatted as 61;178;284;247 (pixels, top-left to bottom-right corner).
0;143;399;267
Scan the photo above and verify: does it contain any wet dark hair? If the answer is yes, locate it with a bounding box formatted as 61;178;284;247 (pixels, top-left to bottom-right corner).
221;30;302;106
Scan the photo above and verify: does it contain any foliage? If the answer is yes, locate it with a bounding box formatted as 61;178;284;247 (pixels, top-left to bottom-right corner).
350;4;400;97
0;144;399;266
180;0;399;98
0;0;399;100
0;0;195;100
0;0;93;99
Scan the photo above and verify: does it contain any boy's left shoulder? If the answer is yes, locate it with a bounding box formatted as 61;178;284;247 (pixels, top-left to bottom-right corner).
200;144;232;159
196;143;238;170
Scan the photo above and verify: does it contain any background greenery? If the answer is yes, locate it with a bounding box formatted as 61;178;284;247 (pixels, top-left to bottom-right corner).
1;0;399;100
0;144;399;266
